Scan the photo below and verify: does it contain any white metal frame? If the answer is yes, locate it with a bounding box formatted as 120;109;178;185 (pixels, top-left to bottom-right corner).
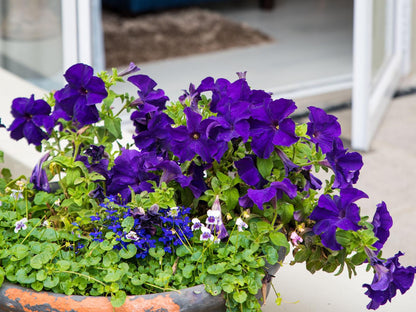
352;0;412;151
61;0;104;72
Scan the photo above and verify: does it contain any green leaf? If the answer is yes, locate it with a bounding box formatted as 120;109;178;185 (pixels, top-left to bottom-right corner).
207;263;227;275
10;244;29;260
233;290;248;303
276;202;294;224
222;188;239;211
257;157;273;178
269;231;290;252
16;268;36;284
121;217;134;232
104;270;122;283
43;276;59;289
100;240;114;251
36;270;47;281
56;260;71;271
176;244;191;257
149;248;165;259
104;117;122;139
182;264;195;279
263;245;279;264
119;244;137;259
111;290;127;308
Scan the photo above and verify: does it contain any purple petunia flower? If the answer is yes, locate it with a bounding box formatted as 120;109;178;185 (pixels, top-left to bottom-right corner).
151;160;192;188
30;152;50;192
310;188;368;250
133;111;173;156
363;249;416;310
77;145;110;180
186;162;208;198
249;98;298;159
128;74;169;112
371;202;393;251
234;156;267;188
307;106;341;153
324;138;363;189
8;95;53;145
179;83;201;110
106;149;159;202
53;63;107;127
246;178;298;210
170;107;221;163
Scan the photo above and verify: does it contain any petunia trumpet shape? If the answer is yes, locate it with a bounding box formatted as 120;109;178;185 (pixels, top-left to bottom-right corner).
8;95;53;145
310;188;368;250
363;249;416;310
53;63;107;127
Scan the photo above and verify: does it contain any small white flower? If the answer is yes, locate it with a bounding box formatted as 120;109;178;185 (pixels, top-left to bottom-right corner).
126;231;139;241
200;226;214;241
10;189;23;200
167;206;179;217
236;217;248;232
191;218;202;231
54;198;61;206
206;209;221;225
14;218;28;233
42;220;50;227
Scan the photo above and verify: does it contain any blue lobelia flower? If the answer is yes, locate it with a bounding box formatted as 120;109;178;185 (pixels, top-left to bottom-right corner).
30;152;51;192
53;63;107;127
371;201;393;251
170;107;221;163
128;74;169;112
249;98;298;159
324;138;363;189
363;249;416;310
107;149;159;202
310;188;368;250
306;106;341;153
8;95;53;146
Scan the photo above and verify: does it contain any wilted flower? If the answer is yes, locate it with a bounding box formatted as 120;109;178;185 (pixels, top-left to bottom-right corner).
290;231;303;246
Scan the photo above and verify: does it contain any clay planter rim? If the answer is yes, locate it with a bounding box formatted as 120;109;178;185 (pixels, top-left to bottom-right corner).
0;282;226;312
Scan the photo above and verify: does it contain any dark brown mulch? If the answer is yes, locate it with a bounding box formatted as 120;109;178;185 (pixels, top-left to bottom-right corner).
102;7;274;68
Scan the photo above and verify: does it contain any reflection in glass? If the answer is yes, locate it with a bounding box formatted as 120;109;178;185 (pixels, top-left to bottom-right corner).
0;0;63;89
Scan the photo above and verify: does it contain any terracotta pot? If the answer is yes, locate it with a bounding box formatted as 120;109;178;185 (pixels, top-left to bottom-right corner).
0;249;285;311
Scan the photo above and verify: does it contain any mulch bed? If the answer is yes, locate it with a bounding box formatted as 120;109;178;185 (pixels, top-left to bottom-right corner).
102;7;274;68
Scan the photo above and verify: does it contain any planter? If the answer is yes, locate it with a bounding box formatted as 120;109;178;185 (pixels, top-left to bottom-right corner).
0;248;285;312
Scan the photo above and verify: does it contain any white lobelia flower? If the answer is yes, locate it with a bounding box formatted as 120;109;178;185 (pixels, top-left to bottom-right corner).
14;218;28;233
236;217;248;232
126;231;140;241
199;226;214;241
191;218;202;231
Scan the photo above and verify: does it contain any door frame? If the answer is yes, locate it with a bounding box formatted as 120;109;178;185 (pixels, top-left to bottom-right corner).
352;0;412;151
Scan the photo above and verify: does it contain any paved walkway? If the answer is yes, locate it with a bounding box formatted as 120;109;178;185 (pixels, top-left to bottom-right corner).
263;94;416;312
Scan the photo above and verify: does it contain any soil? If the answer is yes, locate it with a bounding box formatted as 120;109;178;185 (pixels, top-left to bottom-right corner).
102;7;274;68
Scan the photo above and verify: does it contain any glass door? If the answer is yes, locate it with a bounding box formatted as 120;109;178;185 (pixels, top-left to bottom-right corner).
352;0;412;150
0;0;103;90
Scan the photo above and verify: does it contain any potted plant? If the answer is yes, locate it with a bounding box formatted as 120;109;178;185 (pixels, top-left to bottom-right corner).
0;62;415;311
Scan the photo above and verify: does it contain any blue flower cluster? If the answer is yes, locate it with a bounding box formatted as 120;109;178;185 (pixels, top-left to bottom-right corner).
89;197;193;258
